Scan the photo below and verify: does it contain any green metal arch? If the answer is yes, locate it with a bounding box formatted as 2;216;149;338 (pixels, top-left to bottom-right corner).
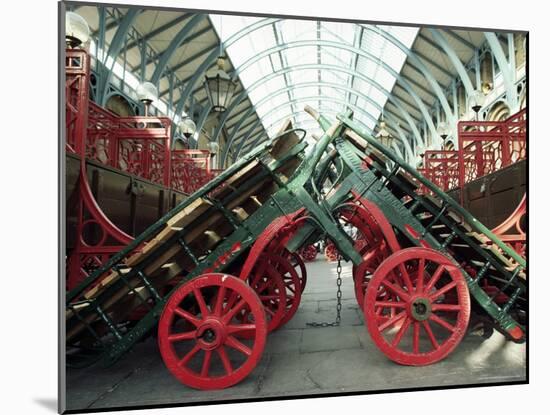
484;32;518;112
229;81;414;161
98;8;142;106
213;39;440;155
174;19;445;141
225;63;427;152
150;14;205;84
358;24;454;121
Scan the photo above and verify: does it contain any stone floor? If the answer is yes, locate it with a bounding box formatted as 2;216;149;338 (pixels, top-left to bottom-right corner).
66;258;526;411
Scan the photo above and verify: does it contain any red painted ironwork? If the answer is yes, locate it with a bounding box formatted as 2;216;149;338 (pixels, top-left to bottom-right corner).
171;150;213;194
487;194;526;257
157;273;268;390
458;109;526;189
418;109;526;194
423;150;461;192
65;48;221;290
86;102;172;187
66;50;89;155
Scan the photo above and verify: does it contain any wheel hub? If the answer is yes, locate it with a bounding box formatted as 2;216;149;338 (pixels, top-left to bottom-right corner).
409;296;432;321
196;319;225;350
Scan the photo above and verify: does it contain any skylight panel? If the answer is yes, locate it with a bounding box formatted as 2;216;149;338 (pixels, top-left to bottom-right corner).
215;15;418;141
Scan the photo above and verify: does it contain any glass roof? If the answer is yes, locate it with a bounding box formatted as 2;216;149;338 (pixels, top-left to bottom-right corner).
211;15;418;147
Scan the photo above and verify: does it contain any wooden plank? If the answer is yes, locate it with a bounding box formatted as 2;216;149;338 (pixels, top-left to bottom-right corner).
344;129;389;166
167;198;213;228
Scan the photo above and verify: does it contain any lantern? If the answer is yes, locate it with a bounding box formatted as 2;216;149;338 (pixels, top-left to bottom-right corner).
178;117;197;139
137;82;158;116
65;12;90;48
204;57;237;113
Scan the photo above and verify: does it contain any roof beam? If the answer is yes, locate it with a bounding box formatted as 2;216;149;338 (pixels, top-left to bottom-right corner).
389;89;423;119
399;73;436;101
414;50;454;79
150;14;205;84
443;29;476;51
125;13;193;51
136;23;209;73
158;44;218;96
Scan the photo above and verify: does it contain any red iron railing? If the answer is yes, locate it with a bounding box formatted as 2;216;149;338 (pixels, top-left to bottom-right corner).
418;109;526;193
85;102;172;187
171;150;214;194
65;48;221;290
66;49;219;192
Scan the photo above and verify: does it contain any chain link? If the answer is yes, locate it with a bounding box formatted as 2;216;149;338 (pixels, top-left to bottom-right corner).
307;249;343;328
335;254;342;325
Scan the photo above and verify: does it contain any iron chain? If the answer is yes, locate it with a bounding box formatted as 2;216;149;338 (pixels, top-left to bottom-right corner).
335;254;342;325
307;250;343;328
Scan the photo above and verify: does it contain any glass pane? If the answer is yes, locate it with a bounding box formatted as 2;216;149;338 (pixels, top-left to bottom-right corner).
212;16;418;139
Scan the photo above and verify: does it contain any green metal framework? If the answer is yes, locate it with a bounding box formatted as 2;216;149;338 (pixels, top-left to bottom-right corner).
66;105;525;372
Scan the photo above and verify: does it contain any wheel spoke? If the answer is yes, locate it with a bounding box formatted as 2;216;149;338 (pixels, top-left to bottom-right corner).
174;307;202;327
429;281;457;301
412;322;420;354
431;304;462;312
398;263;414;294
217;346;233;375
381;280;410;301
429;314;455;333
265;307;276;317
259;294;280;301
416;259;425;293
425;265;445;293
255;278;271;294
223;291;239;313
223;298;246;323
227;323;256;334
200;350;212;377
178;343;201;368
379;310;406;332
391;317;412;347
225;335;252;356
213;285;226;316
374;301;405;309
193;287;209;317
168;331;196;342
422;320;439;350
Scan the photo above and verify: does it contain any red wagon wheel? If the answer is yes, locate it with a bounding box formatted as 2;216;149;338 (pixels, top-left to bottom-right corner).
299;244;318;262
353;243;390;310
337;203;393;309
288;251;307;293
158;273;267;390
324;241;338;262
364;247;470;366
266;253;302;329
241;254;287;333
